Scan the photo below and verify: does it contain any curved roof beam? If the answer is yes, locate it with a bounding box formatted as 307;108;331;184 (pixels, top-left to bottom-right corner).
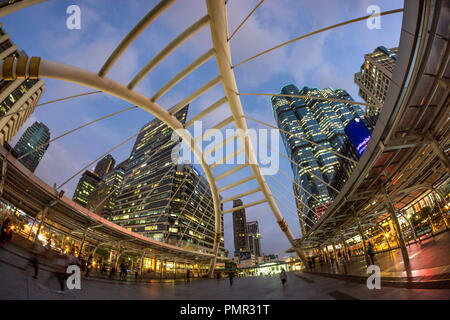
0;0;47;18
0;57;224;270
98;0;177;77
205;0;307;267
127;14;210;89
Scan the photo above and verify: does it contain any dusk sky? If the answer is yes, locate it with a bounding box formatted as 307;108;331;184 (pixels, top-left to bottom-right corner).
4;0;403;258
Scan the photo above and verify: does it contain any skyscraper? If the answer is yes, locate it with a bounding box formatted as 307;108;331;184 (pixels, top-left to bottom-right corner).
271;84;364;231
110;105;225;255
88;159;128;218
72;170;102;208
354;46;398;116
94;154;115;178
0;24;45;145
246;221;261;258
232;199;249;257
13;121;50;172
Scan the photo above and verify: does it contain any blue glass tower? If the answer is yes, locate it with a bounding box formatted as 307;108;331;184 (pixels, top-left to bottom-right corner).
271;85;364;232
14;121;50;173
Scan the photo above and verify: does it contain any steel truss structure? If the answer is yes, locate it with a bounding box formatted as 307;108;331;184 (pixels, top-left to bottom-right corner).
0;0;448;275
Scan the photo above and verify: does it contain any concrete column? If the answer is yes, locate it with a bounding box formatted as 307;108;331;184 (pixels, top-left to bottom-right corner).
33;206;49;245
357;217;371;267
433;189;448;228
332;241;339;262
79;228;89;255
339;232;350;262
382;189;409;268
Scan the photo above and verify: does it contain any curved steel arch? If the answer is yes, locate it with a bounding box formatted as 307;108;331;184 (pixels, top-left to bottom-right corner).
0;57;224;275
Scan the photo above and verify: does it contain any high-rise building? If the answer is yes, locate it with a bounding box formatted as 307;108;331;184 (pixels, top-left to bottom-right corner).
88;159;128;218
110;105;225;255
72;170;102;208
271;84;364;231
94;154;115;178
354;46;398;116
232;199;249;257
246;221;261;258
13;121;50;172
0;24;45;146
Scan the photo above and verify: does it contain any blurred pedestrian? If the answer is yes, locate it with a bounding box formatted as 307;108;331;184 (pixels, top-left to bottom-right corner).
186;268;191;284
85;254;93;278
280;269;287;286
307;259;313;272
0;216;12;244
135;264;139;280
29;243;42;279
367;241;375;265
228;271;234;286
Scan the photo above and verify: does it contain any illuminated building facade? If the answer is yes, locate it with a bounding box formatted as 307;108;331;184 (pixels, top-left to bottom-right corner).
94;154;115;178
13;121;50;172
72;170;101;208
232;198;250;257
0;23;45;146
247;221;261;258
354;46;398;116
88;159;128;218
110;106;225;255
271;84;364;231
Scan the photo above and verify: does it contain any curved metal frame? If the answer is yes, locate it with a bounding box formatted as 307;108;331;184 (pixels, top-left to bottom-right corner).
3;0;441;277
205;0;307;264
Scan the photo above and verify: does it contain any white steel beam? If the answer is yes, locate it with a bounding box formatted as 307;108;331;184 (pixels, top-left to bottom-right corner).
128;14;210;89
206;0;307;267
98;0;177;77
221;199;266;214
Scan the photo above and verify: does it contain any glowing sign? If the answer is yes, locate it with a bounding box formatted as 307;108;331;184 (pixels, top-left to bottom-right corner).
344;118;372;157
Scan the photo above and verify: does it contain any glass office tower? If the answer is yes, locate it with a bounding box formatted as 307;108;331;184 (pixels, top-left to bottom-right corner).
88;159;128;218
0;24;45;146
14;121;50;172
72;170;102;208
354;46;398;116
232;199;249;257
110;106;225;255
94;154;115;178
271;84;364;231
247;221;262;258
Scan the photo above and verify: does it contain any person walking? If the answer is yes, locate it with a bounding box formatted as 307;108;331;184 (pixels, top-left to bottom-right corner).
0;216;12;244
109;260;116;280
135;264;140;280
85;254;93;279
367;241;376;265
228;271;234;286
280;269;287;286
307;259;313;272
186;269;191;284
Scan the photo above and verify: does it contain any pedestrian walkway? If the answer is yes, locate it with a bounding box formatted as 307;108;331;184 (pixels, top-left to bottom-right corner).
303;231;450;288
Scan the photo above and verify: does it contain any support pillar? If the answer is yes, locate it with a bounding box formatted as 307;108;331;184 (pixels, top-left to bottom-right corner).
33;206;49;245
425;133;450;175
339;232;350;262
382;188;409;268
357;217;371;267
433;189;448;229
79;227;89;256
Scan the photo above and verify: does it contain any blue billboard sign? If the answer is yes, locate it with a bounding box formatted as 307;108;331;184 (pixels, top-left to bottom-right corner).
344;118;371;157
